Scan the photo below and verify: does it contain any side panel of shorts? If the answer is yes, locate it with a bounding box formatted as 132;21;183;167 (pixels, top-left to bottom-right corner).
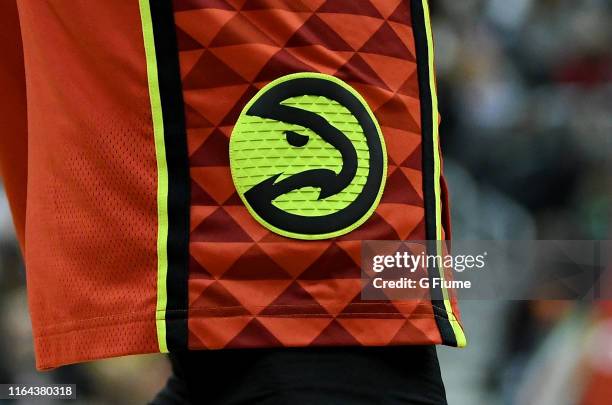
162;0;464;350
17;0;160;369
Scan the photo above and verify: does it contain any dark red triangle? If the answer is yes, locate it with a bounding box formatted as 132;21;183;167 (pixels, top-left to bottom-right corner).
336;213;400;240
182;51;247;89
174;0;235;11
397;71;420;98
176;27;204;51
191;180;218;205
317;0;382;17
226;318;283;348
190;129;230;167
210;13;276;47
392;320;429;343
299;244;360;280
407;218;426;239
335;54;389;90
375;95;420;132
220;85;260;126
401;146;422;169
191;208;253;242
260;282;329;315
190;255;213;280
380;170;422;205
359;22;412;59
311;320;360;345
184;104;214;128
225;0;247;9
300;0;327;11
254;49;315;82
188;330;207;349
388;1;411;24
285;15;353;51
191;281;246;309
223;192;245;206
222;245;291;280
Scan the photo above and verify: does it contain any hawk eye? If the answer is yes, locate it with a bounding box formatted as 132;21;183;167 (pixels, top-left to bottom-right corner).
285;130;309;147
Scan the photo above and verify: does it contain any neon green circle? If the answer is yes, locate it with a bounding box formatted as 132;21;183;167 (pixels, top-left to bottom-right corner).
229;73;387;240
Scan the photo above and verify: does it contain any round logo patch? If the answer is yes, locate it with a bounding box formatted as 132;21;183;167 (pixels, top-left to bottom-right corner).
229;73;387;240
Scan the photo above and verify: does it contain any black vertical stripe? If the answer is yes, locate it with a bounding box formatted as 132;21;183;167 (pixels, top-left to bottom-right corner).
149;0;190;351
410;0;458;347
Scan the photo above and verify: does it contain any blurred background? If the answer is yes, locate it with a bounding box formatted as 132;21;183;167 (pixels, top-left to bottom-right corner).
432;0;611;404
0;0;610;403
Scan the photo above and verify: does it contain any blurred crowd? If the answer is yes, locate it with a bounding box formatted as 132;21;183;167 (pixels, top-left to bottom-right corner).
431;0;611;404
0;0;610;404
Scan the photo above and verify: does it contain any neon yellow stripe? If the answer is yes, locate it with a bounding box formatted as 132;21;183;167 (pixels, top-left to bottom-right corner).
139;0;169;354
422;0;467;347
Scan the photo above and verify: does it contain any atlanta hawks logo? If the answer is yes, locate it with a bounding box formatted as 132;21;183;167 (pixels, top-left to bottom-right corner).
229;73;387;240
